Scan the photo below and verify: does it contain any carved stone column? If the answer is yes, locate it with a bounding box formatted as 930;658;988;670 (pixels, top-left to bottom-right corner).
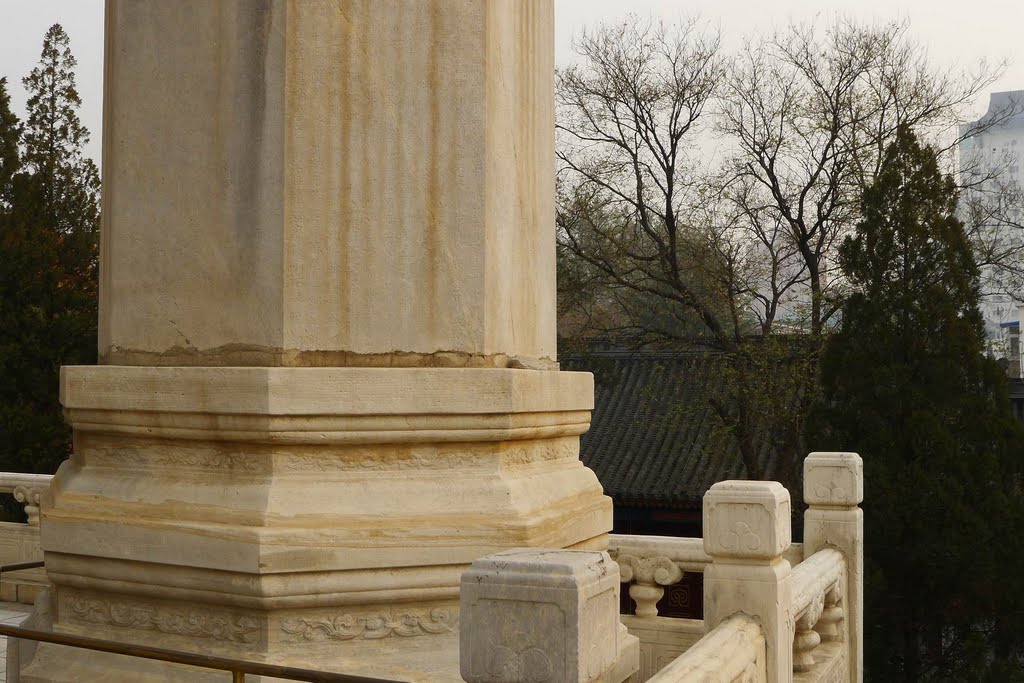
20;1;611;681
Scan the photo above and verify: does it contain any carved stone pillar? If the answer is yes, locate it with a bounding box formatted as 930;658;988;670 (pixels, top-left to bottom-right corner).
20;1;611;681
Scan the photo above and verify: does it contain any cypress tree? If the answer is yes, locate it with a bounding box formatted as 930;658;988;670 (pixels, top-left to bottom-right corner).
0;78;20;205
0;25;99;475
809;127;1024;680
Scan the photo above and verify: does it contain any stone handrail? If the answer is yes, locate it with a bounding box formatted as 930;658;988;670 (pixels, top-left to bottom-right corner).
609;534;803;572
0;473;53;526
790;549;844;622
645;613;766;683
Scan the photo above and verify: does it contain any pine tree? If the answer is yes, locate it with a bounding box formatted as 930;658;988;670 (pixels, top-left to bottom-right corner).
809;127;1024;681
0;24;99;475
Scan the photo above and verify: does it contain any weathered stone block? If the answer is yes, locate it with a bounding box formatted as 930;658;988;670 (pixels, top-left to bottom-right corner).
804;452;864;507
702;481;791;561
460;549;620;683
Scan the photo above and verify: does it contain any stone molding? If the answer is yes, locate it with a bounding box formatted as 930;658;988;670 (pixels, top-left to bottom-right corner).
61;366;594;416
77;440;580;473
86;448;265;472
64;409;593;445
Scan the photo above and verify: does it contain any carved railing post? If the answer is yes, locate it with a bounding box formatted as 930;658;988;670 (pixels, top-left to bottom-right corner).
703;481;794;682
613;553;683;618
460;549;637;683
803;452;864;683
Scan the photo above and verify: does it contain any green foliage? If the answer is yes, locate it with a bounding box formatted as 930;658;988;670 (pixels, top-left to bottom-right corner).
809;127;1024;680
0;25;99;474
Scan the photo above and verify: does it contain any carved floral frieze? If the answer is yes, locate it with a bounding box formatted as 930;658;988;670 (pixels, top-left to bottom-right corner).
91;450;263;473
66;596;260;644
280;608;456;641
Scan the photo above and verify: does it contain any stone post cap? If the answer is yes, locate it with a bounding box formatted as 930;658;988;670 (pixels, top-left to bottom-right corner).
460;549;620;683
462;548;617;594
804;452;863;507
703;481;791;561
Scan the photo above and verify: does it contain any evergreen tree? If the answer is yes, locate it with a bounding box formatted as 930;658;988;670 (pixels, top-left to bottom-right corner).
809;127;1024;681
0;24;99;475
0;78;20;205
21;24;100;237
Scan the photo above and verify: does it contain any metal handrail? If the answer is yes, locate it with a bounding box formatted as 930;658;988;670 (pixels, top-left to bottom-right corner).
0;623;407;683
0;560;45;574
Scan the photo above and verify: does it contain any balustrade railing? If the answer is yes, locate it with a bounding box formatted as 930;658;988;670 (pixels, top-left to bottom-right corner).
0;473;54;603
608;534;803;618
611;452;864;683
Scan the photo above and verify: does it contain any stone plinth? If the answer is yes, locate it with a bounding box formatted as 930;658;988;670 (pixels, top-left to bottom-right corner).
18;366;609;680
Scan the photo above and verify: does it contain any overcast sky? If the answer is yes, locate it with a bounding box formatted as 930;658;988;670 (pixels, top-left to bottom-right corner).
1;0;1023;167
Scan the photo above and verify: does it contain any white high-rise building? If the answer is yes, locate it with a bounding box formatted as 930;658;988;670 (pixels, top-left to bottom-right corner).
959;91;1024;351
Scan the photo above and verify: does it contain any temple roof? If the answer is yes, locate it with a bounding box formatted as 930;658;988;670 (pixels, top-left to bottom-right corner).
561;349;783;510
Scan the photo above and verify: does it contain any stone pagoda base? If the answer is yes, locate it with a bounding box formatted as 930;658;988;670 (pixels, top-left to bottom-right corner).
13;366;611;682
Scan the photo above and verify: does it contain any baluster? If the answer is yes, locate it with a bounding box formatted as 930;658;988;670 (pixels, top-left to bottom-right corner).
815;584;844;642
793;591;824;672
612;553;683;618
13;485;43;526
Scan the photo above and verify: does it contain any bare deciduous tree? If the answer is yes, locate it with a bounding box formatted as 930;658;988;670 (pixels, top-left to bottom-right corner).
556;15;1019;482
719;19;1012;334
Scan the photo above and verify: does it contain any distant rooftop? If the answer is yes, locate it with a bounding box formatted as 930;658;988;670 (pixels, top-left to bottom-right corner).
561;349;786;510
